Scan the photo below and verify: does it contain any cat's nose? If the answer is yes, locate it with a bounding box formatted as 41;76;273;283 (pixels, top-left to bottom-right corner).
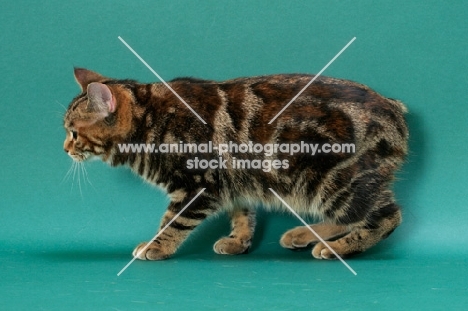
64;148;68;153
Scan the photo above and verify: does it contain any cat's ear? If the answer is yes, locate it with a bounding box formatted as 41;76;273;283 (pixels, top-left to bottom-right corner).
74;67;106;91
86;82;116;118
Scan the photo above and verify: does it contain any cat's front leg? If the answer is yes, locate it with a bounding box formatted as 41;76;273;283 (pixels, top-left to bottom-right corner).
213;208;256;255
133;190;213;260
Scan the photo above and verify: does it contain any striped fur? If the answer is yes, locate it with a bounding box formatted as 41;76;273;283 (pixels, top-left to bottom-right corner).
64;68;408;260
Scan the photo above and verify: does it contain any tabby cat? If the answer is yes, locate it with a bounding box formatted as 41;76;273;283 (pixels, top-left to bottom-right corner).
63;68;408;260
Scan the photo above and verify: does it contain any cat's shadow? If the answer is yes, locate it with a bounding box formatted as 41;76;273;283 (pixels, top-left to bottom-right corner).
391;111;425;244
33;211;404;263
176;209;405;262
175;207;276;257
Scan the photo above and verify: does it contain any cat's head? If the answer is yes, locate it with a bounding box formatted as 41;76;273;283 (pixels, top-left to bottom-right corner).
63;68;133;162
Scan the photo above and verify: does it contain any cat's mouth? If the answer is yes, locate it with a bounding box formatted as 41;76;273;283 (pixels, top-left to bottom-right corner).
68;152;90;162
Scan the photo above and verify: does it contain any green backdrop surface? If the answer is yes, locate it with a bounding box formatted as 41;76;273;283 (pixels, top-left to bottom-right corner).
1;0;467;310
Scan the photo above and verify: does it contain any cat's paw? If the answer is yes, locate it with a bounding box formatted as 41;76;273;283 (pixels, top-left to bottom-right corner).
312;240;364;260
280;227;316;249
312;242;338;260
213;237;251;255
132;242;171;260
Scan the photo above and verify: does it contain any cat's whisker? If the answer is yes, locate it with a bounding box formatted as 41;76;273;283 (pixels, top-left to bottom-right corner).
77;162;83;199
81;164;97;193
80;162;89;183
71;161;78;194
65;161;85;198
52;101;68;123
53;109;65;117
62;161;75;184
56;100;67;112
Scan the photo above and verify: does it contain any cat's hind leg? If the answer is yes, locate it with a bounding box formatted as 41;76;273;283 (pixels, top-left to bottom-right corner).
312;202;402;259
214;208;256;255
280;223;349;250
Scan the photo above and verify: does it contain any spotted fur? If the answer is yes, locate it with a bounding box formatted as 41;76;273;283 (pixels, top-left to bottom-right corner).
64;68;408;260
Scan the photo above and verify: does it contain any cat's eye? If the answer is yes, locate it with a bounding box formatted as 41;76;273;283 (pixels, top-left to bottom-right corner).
70;130;78;140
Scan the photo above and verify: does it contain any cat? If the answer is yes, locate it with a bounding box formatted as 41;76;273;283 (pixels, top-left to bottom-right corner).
63;68;408;260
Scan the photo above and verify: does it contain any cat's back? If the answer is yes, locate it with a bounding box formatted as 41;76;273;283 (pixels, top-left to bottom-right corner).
217;74;406;139
168;73;406;116
154;74;408;148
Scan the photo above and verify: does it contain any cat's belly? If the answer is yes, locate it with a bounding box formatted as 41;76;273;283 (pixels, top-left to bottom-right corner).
222;191;324;219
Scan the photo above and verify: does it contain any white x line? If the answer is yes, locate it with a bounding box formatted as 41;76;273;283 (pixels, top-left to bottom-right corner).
115;36;357;277
118;36;207;124
268;37;356;124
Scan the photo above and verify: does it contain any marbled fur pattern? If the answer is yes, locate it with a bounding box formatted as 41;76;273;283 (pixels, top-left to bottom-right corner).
64;68;408;260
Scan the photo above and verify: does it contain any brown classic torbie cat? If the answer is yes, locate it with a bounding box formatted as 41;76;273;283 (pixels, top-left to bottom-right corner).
64;68;408;260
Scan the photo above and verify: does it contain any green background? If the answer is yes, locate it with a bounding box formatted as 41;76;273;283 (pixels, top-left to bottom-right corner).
1;0;467;309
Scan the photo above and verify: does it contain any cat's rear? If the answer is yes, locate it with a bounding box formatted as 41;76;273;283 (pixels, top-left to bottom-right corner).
64;68;408;260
